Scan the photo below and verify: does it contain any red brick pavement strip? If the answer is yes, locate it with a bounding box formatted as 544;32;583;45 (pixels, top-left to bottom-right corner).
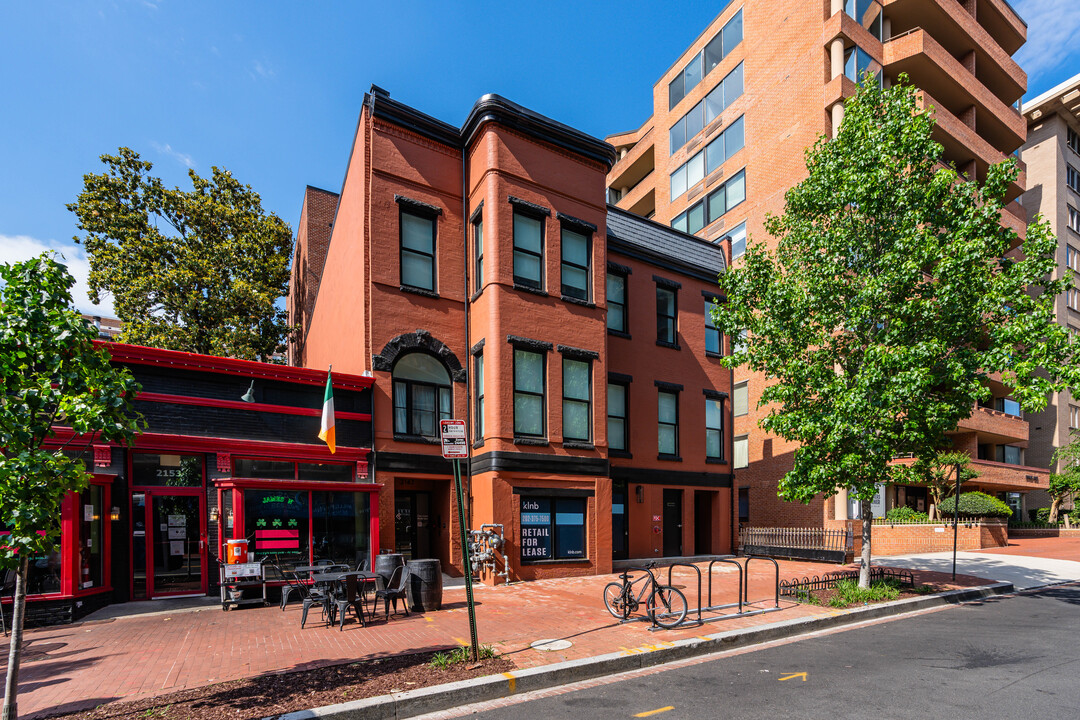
0;560;987;719
976;536;1080;562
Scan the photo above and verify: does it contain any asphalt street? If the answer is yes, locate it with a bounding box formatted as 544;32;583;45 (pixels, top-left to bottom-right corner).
470;584;1080;720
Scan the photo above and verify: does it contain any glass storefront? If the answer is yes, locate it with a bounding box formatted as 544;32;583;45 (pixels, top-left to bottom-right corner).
78;485;104;590
132;453;204;487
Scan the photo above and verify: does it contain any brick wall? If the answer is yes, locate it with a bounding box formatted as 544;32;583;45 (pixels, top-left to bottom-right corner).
868;520;1007;556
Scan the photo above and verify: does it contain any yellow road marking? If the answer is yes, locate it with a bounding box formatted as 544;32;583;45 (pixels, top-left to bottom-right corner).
424;617;434;622
454;637;469;646
503;671;516;693
634;707;674;717
779;672;808;682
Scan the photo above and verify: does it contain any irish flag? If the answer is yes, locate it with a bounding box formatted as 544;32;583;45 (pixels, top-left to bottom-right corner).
318;367;336;453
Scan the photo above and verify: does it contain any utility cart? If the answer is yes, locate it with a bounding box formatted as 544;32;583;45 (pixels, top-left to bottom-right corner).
220;560;267;611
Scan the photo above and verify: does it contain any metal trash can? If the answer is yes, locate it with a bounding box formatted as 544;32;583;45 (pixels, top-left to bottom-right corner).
406;558;443;612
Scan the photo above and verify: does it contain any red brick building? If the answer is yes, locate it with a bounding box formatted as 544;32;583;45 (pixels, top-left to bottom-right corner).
606;0;1045;532
290;87;734;581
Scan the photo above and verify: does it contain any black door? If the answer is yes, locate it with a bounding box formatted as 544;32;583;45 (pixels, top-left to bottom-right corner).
612;481;629;561
663;489;683;557
694;491;712;555
395;492;433;560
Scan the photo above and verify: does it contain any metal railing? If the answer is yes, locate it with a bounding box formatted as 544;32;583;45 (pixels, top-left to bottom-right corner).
778;567;914;598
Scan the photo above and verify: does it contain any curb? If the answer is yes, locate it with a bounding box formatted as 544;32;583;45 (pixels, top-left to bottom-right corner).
265;581;1013;720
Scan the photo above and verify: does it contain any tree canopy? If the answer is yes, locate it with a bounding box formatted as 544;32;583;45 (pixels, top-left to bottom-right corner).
68;147;294;361
1;253;144;719
1049;430;1080;523
711;76;1078;579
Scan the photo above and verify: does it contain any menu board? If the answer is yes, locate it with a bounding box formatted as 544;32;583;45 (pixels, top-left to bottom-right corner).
520;498;552;561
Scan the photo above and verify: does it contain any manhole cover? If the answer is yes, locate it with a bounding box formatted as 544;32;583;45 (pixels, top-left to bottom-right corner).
530;639;572;651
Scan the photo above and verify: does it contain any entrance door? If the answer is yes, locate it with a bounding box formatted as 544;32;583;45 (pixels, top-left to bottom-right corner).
395;492;433;560
133;491;206;598
694;491;713;555
663;489;683;557
612;481;629;561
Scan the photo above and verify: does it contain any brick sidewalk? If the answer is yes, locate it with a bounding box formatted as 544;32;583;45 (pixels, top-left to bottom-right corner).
1;559;986;719
977;535;1080;562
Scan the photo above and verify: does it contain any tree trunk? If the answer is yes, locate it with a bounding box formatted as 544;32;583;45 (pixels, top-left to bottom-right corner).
1048;496;1062;524
2;555;29;720
858;499;872;588
928;503;936;522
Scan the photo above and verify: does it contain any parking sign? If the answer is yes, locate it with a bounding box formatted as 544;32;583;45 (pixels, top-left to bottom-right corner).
439;419;469;459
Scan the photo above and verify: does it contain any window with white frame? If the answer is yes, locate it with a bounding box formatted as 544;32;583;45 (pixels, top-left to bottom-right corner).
1070;405;1080;429
733;381;748;417
1067;244;1079;272
733;435;749;469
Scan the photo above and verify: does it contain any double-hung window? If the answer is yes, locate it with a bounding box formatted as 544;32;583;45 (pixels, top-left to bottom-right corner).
607;267;629;334
474;351;485;437
562;358;591;442
400;209;437;292
513;211;544;289
733;435;749;469
1067;244;1080;272
704;298;721;355
733;381;748;417
561;226;590;301
1069;207;1080;234
1068;165;1080;194
608;380;629;452
705;396;724;460
656;284;678;345
473;215;484;292
658;389;679;456
513;347;546;437
1069;127;1080;156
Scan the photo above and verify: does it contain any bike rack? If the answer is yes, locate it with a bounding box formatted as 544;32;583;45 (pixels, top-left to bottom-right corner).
706;557;744;615
742;555;780;611
660;562;703;629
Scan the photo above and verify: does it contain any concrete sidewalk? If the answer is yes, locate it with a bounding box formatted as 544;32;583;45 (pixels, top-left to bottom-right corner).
0;558;992;719
876;546;1080;590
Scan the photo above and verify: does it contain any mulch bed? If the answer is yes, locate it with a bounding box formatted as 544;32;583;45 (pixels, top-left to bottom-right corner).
40;650;514;720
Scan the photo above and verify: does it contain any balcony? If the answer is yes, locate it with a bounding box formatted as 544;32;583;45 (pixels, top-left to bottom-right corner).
884;29;1025;155
951;403;1028;444
607;130;655;202
916;90;1025;202
967;458;1048;491
617;178;655;219
883;0;1025;104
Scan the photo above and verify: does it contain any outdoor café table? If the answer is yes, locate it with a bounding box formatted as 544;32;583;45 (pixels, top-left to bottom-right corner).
310;571;378;629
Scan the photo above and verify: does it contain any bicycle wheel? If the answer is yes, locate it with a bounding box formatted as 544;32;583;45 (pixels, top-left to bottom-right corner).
647;585;688;628
603;582;631;619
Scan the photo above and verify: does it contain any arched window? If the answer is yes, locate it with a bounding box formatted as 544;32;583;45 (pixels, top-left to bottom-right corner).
392;353;452;437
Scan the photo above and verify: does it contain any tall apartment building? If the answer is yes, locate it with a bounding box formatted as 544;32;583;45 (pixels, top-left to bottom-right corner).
1021;74;1080;483
290;87;735;581
606;0;1044;529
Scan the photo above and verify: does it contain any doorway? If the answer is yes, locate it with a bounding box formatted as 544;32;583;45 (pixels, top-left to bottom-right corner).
612;480;629;561
663;489;683;557
132;491;206;599
395;491;433;560
694;491;713;555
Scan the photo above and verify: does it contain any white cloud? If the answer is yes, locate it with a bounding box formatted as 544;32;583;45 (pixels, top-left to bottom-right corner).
251;60;275;81
151;141;195;169
1014;0;1080;88
0;235;116;318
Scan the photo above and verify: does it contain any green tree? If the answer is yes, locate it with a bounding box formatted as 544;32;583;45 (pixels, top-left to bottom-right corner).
1049;430;1080;524
712;76;1078;586
896;450;980;521
1;254;144;720
68;147;294;361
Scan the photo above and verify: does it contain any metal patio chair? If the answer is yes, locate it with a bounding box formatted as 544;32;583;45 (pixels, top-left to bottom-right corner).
374;564;411;620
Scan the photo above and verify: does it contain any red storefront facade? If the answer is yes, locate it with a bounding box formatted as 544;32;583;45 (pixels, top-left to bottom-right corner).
4;344;374;625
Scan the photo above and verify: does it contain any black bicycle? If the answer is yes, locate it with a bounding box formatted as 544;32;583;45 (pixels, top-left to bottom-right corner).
603;562;688;629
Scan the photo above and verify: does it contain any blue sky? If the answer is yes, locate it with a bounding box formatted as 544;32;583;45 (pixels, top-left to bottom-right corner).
2;0;1076;316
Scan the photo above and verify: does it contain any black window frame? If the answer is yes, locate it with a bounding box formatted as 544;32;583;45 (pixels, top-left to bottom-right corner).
473;214;484;294
512;345;548;438
705;395;724;461
512;207;547;291
657;387;680;458
655;279;679;348
606;266;630;335
1069;165;1080;194
607;378;630;455
560;223;592;302
704;297;722;356
519;495;588;562
1070;126;1080;156
474;350;485;439
561;356;592;443
391;353;453;440
396;199;441;294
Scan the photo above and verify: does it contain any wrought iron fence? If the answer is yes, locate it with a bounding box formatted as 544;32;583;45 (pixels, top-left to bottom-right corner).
739;527;853;563
778;567;914;598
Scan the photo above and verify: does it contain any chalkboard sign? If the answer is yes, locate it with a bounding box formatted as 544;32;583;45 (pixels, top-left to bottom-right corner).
520;498;552;561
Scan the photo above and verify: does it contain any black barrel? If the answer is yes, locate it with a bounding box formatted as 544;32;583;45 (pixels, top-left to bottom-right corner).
374;553;405;592
406;558;443;612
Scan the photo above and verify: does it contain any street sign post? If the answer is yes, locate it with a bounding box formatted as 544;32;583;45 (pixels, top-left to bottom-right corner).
440;419;480;662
